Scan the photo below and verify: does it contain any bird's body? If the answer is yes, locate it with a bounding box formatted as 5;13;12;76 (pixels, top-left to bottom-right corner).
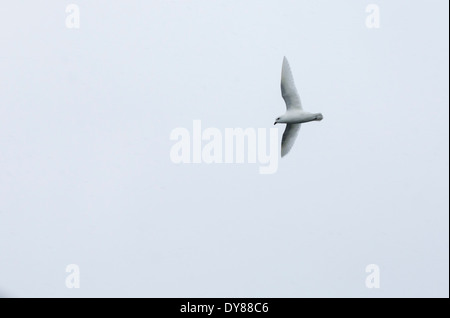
276;110;323;125
274;57;323;157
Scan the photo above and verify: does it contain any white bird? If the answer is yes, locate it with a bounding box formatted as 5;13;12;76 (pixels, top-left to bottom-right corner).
274;57;323;157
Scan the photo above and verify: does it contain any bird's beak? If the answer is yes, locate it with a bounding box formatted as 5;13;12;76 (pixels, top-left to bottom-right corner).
273;122;277;125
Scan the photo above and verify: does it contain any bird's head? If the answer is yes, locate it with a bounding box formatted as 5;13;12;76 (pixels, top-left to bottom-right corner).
274;116;282;125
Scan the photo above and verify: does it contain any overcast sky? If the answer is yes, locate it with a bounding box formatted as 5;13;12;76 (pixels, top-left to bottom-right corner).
0;0;448;297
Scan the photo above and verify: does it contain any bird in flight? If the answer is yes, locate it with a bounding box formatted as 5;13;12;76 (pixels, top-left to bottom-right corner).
274;57;323;157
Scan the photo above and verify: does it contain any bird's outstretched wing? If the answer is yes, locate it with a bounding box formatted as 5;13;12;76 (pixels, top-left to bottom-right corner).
281;124;301;157
281;57;302;110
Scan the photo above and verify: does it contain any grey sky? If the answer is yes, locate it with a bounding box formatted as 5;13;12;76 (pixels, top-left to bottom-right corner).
0;1;448;297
